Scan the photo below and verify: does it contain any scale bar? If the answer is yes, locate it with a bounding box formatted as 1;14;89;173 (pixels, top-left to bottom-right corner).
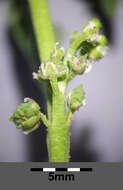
68;168;80;172
56;168;67;172
80;168;92;172
30;167;93;172
43;168;55;172
31;168;43;172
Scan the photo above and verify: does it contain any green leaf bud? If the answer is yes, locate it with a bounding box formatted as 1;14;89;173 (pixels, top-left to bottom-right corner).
67;84;85;112
9;98;41;134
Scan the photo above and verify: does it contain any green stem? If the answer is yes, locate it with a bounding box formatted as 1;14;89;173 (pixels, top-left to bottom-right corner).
65;71;75;84
28;0;55;62
45;81;52;121
28;0;71;162
47;92;70;162
28;0;55;121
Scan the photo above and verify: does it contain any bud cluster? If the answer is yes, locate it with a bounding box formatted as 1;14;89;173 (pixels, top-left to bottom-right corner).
33;19;107;83
81;19;107;60
67;18;107;75
33;43;68;81
9;98;41;134
10;18;108;135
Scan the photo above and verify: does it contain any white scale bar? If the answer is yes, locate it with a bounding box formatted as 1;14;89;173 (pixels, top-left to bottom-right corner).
43;168;55;172
68;168;80;172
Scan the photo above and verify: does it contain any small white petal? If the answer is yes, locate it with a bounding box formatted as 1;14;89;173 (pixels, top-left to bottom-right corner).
87;34;102;43
84;64;92;74
83;22;96;32
55;42;59;46
24;97;31;103
41;63;47;76
32;72;39;79
96;46;107;56
23;131;29;135
82;99;86;106
89;22;96;28
67;53;72;61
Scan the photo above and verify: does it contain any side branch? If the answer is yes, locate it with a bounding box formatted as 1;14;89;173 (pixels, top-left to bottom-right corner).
39;112;51;128
65;71;75;84
50;78;60;95
66;110;74;127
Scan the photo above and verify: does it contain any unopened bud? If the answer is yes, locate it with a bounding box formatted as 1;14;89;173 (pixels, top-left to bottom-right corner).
69;56;88;75
89;45;107;60
53;42;65;60
41;60;68;80
67;84;85;112
41;62;58;79
82;18;101;34
9;98;40;134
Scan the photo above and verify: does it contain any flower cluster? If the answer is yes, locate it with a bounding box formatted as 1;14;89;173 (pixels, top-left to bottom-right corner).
10;18;108;133
33;18;107;84
9;98;41;134
65;19;107;112
33;43;68;81
67;18;107;75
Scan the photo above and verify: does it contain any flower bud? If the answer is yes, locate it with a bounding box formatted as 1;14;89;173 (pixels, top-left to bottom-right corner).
9;98;41;134
40;60;68;80
99;35;107;46
89;45;107;60
87;34;107;47
82;19;102;42
53;47;65;61
69;56;88;74
82;18;101;34
67;84;85;112
52;42;65;60
41;62;58;79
